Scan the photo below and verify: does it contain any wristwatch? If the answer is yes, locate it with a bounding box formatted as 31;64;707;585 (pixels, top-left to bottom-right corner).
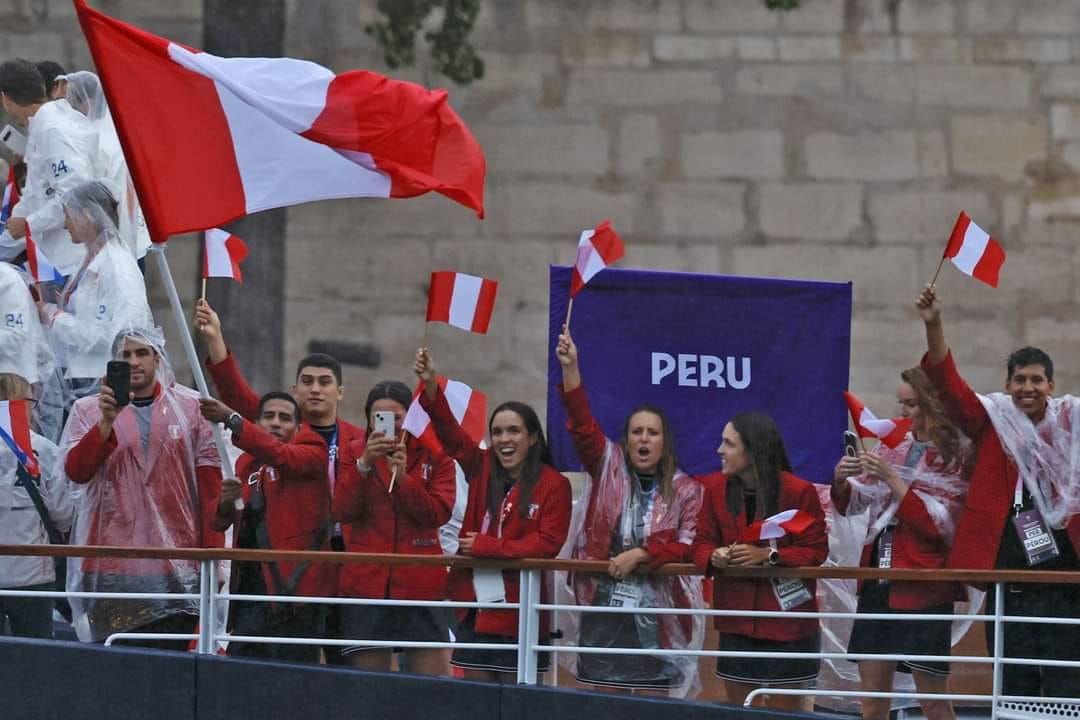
225;412;243;435
766;549;779;566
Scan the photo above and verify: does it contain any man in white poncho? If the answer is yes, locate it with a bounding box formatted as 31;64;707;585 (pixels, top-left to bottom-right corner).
918;285;1080;699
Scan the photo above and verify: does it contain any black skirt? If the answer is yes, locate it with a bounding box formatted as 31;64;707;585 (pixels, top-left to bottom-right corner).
847;580;952;676
714;632;821;685
450;611;551;674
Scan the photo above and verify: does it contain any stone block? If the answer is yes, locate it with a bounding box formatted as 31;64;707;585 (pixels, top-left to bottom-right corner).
102;0;201;21
843;35;902;62
6;33;65;64
915;65;1031;109
898;0;956;34
585;0;681;32
848;65;916;103
846;0;894;33
779;0;845;33
653;34;734;62
562;33;652;68
500;182;638;236
1027;178;1080;221
758;183;863;240
734;64;845;97
1025;318;1080;378
1051;103;1080;140
899;37;973;63
868;190;996;244
567;69;724;106
777;36;842;62
951;115;1047;180
735;36;777;60
974;38;1070;64
476;52;558;93
618;114;661;175
962;0;1016;33
805;131;919;182
476;124;610;176
684;0;778;32
919;130;949;178
1017;0;1078;35
733;244;919;308
622;242;723;273
682;130;785;180
944;245;1074;309
1044;66;1080;99
655;182;745;238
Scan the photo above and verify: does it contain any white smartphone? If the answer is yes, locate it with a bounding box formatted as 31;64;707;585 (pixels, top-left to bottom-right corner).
373;410;395;438
1;125;26;156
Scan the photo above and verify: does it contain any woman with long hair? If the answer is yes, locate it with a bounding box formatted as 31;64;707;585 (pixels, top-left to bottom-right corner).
413;348;571;683
832;367;969;720
556;327;704;697
691;411;828;710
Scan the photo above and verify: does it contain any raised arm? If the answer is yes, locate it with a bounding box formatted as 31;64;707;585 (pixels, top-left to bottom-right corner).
555;326;608;478
414;348;487;477
198;299;260;421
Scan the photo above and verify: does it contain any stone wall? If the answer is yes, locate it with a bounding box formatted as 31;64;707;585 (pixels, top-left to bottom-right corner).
4;0;1079;430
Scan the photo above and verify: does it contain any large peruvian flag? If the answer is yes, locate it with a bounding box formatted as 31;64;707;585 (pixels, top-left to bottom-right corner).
73;0;486;243
844;391;912;449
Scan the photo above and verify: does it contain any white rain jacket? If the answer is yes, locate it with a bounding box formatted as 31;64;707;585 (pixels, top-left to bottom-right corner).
0;431;73;588
0;262;54;386
5;100;100;275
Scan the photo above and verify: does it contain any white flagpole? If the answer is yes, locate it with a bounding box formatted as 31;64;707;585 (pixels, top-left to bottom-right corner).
148;243;243;509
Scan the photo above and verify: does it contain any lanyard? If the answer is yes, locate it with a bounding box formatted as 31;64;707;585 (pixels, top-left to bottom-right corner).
480;481;515;539
1014;473;1025;513
327;426;339;492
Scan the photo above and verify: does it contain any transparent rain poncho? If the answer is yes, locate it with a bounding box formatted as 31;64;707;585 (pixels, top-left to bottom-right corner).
60;327;222;643
557;439;705;699
62;72;151;260
0;262;60;436
39;181;153;386
980;393;1080;529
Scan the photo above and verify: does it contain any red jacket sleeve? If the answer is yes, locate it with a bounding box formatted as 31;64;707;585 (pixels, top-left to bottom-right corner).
558;383;608;479
331;459;382;524
395;452;455;528
64;425;117;484
471;472;572;559
206;350;261;422
691;479;722;574
233;423;327;479
921;350;990;441
418;385;487;479
775;481;828;568
197;464;225;548
895;488;946;543
643;479;704;570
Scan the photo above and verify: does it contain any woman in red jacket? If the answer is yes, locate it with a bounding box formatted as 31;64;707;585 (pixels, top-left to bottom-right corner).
556;326;704;696
692;412;827;710
414;348;571;683
333;380;457;676
832;367;969;720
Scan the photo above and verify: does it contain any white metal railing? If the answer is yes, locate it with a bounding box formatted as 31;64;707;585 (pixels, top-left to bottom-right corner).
2;546;1080;719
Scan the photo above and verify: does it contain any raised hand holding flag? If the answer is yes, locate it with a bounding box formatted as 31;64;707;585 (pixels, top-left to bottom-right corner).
844;391;912;450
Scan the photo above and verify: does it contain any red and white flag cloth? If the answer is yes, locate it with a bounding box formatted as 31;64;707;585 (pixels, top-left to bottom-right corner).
0;165;17;228
844;391;912;449
202;228;248;282
740;509;816;543
426;271;498;334
0;400;39;476
74;0;486;244
402;376;487;453
570;219;625;298
943;211;1005;288
25;226;64;284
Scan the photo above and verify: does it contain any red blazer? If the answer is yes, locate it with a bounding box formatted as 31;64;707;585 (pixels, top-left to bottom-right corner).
419;386;572;638
922;351;1080;569
691;472;827;642
332;434;456;600
832;480;958;609
214;422;335;598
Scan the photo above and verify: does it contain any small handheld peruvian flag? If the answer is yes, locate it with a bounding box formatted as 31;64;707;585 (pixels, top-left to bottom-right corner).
426;271;498;334
402;376;487;453
570;219;625;298
740;509;816;543
844;391;912;449
0;400;39;477
944;211;1005;288
25;227;64;284
202;228;249;282
0;165;17;228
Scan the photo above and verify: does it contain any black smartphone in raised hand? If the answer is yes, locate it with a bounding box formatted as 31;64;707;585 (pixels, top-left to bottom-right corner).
843;430;859;458
105;361;130;408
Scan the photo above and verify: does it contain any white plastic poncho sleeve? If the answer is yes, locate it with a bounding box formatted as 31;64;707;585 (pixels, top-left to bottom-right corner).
0;262;55;386
60;328;221;643
980;392;1080;530
557;436;705;699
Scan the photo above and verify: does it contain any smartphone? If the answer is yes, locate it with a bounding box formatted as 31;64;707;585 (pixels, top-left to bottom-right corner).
373;410;395;438
1;125;26;156
105;361;130;408
843;430;859;458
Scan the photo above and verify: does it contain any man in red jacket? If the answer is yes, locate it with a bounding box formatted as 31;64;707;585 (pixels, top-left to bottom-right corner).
201;391;332;663
918;285;1080;698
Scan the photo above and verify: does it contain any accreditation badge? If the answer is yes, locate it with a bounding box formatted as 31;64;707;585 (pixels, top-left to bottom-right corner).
771;577;813;611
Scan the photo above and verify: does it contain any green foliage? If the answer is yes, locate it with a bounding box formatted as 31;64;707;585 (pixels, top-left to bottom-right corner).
765;0;801;9
367;0;484;86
